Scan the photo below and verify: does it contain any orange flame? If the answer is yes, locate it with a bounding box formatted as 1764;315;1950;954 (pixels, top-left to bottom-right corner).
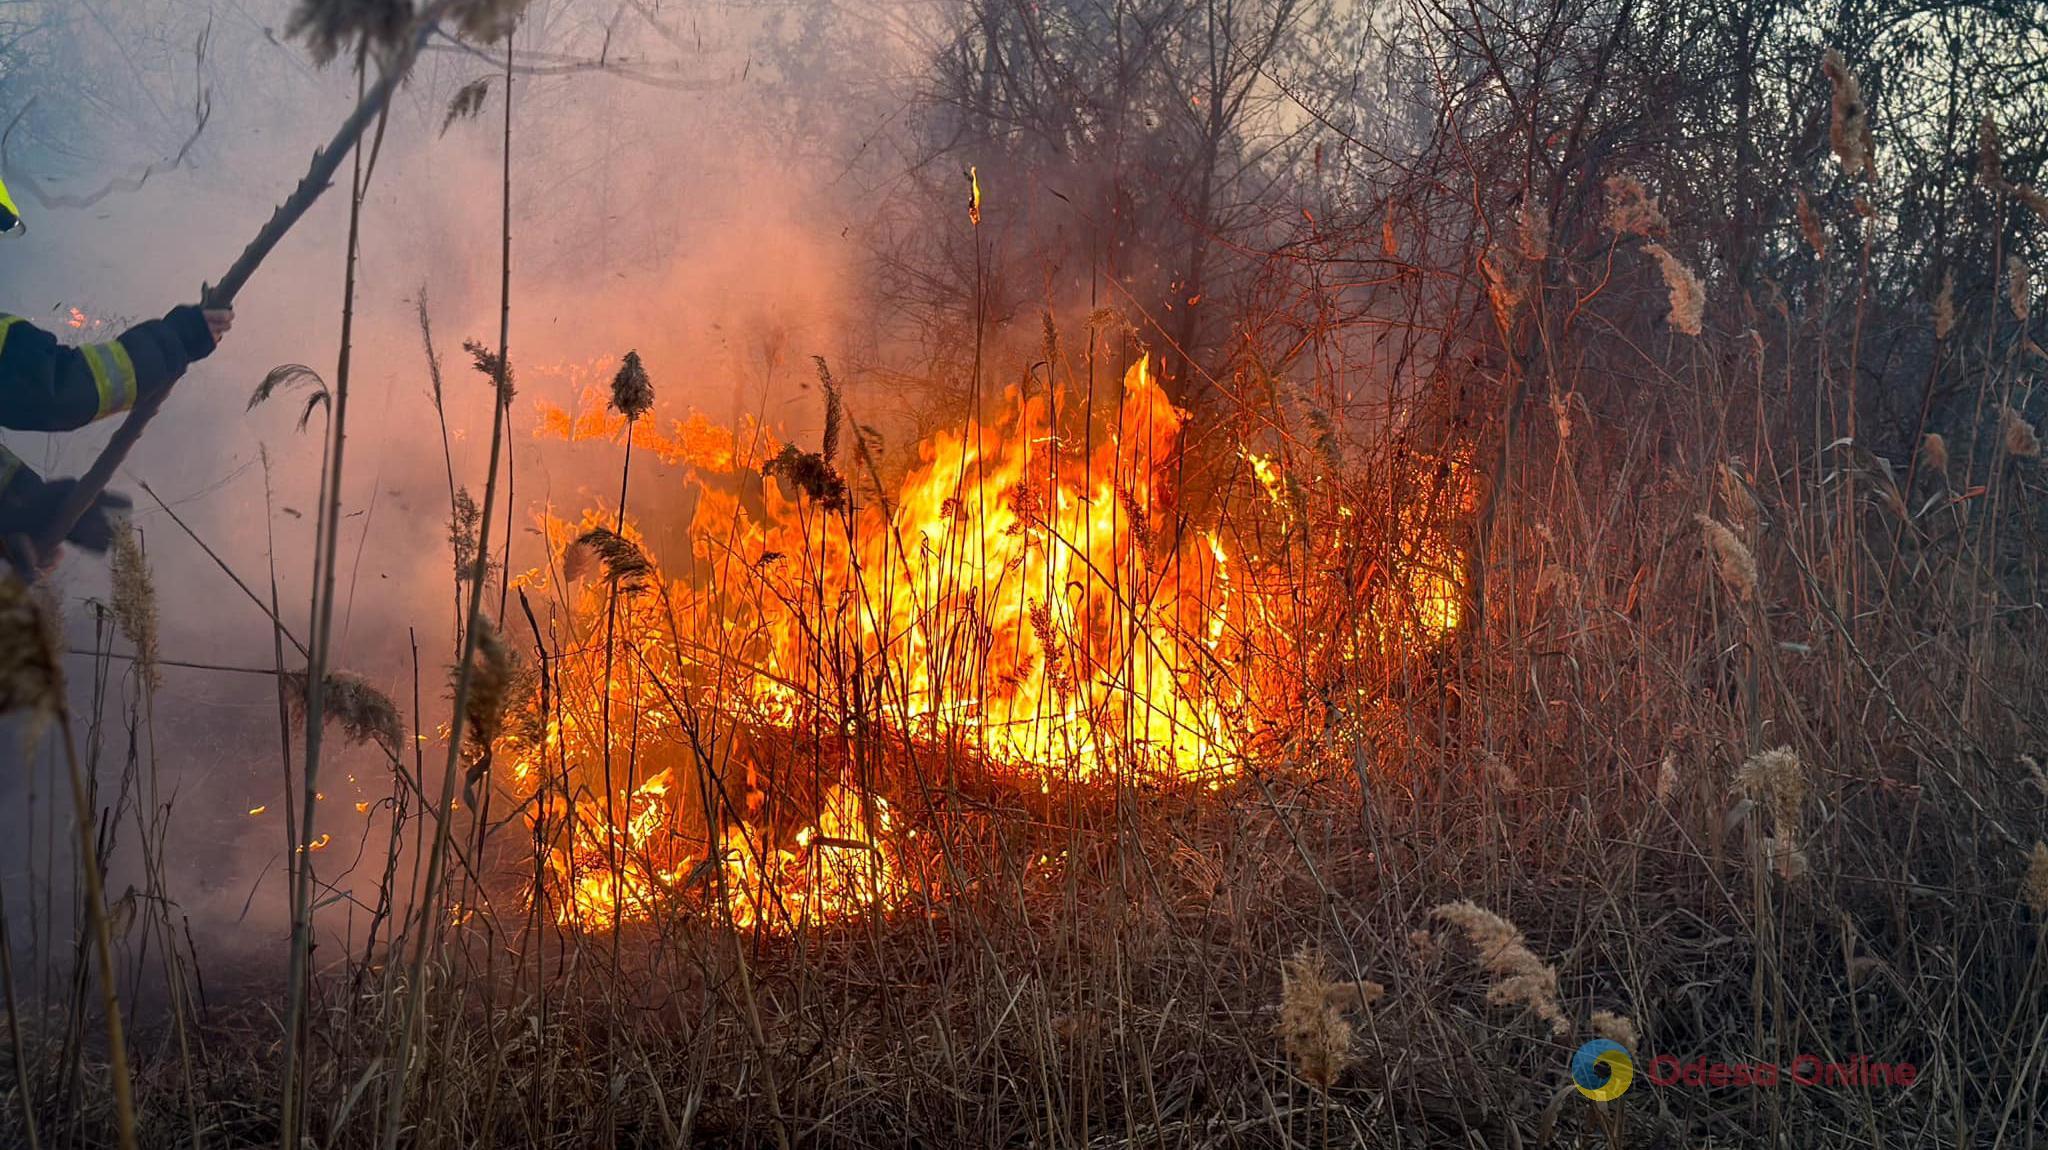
507;351;1467;930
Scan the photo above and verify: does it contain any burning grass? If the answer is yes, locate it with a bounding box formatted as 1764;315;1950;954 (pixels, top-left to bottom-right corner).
508;350;1471;931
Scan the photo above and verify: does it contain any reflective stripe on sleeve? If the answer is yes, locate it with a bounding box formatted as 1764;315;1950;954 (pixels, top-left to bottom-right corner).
0;315;22;357
83;340;139;419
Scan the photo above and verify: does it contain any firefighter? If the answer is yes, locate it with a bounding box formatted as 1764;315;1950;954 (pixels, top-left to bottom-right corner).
0;172;233;560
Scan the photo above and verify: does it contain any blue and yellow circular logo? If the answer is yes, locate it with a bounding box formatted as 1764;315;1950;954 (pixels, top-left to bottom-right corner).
1572;1039;1634;1101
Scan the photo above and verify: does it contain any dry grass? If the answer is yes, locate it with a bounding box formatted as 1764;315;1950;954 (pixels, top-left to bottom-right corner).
10;7;2048;1150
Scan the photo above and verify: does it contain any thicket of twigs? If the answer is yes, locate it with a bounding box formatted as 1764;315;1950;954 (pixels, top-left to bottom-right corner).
5;0;2048;1146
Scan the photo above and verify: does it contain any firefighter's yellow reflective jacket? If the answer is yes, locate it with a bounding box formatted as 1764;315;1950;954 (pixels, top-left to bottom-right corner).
0;306;215;506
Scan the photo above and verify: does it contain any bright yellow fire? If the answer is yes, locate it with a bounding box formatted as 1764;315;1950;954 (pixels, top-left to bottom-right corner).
508;352;1467;930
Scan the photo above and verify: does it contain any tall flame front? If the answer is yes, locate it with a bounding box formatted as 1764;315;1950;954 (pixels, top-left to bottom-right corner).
507;355;1465;930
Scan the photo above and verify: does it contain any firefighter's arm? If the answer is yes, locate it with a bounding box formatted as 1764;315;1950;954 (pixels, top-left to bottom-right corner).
0;307;221;433
0;443;130;556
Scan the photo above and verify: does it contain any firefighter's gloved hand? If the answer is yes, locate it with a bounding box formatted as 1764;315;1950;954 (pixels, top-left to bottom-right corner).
164;304;230;362
0;479;132;554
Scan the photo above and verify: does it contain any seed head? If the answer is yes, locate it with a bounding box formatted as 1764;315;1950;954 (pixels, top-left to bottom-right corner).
109;520;160;690
1430;900;1568;1035
1821;49;1874;181
609;350;654;422
457;619;517;756
1590;1011;1638;1051
0;575;61;719
1921;432;1949;479
1733;746;1806;830
1275;947;1381;1090
2001;406;2041;459
2023;842;2048;917
1795;189;1827;259
1978;114;2004;188
1603;175;1667;237
1933;270;1956;340
1697;514;1758;601
284;670;403;758
1644;243;1705;336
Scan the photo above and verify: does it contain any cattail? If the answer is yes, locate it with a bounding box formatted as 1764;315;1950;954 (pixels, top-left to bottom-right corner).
1921;432;1949;479
2023;754;2048;797
1696;514;1758;601
1643;243;1705;335
1821;49;1874;181
1795;188;1827;259
2008;255;2031;321
2000;405;2041;459
1041;311;1059;369
1590;1011;1638;1051
1275;947;1382;1090
1978;114;2004;188
284;670;403;758
0;575;61;719
609;350;654;421
2023;842;2048;917
1430;900;1569;1035
109;520;160;690
1603;174;1667;237
1933;270;1956;340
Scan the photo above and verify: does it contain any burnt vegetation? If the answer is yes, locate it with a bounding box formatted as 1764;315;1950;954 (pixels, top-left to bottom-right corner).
4;0;2048;1147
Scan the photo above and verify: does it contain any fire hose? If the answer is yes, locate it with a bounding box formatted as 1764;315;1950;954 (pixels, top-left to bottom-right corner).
24;0;461;570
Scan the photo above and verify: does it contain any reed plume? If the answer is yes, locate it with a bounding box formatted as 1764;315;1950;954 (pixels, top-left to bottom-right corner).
1921;433;1949;479
610;350;654;421
1590;1011;1638;1051
457;619;517;754
2001;406;2041;460
0;575;60;719
284;670;403;758
1697;514;1758;601
1821;49;1874;181
1978;114;2003;187
1275;947;1382;1089
109;521;161;690
2025;842;2048;918
1431;901;1568;1035
1643;243;1704;335
574;526;653;592
1795;189;1827;258
1604;174;1666;237
1735;747;1809;879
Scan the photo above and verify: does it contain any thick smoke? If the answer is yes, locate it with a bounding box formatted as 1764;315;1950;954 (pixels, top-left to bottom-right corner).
0;0;920;964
